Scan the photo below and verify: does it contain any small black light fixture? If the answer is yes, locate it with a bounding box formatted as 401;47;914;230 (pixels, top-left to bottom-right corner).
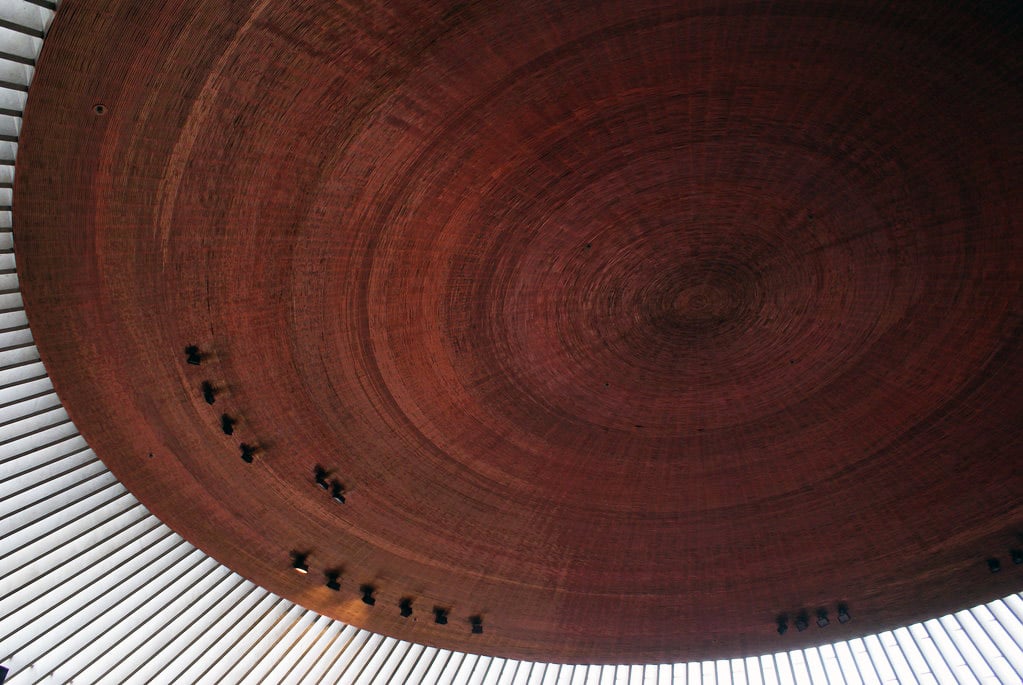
470;615;483;634
434;607;449;625
201;381;216;405
185;345;202;365
291;551;310;574
816;608;830;628
314;466;329;489
776;614;789;635
325;570;341;591
1011;549;1023;565
360;584;376;605
794;612;809;632
399;597;414;618
240;443;257;463
988;557;1001;573
331;480;346;504
837;603;851;624
221;414;236;436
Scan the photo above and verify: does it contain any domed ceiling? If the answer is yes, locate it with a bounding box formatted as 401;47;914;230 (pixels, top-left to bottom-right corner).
13;0;1023;664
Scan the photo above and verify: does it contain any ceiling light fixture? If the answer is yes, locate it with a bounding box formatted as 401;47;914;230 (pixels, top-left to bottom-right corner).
837;604;851;624
776;615;789;635
314;466;329;489
331;480;346;504
220;414;236;435
794;612;809;632
360;585;376;605
434;607;449;625
988;558;1001;573
1011;549;1023;565
399;598;413;618
239;443;256;463
470;615;483;634
291;551;309;574
201;381;216;405
184;345;201;365
325;570;341;591
816;608;829;628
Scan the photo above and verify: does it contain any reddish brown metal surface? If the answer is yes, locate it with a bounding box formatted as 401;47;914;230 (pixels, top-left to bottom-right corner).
13;0;1023;663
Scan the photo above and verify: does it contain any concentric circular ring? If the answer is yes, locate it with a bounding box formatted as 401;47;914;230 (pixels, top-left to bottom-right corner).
14;0;1023;662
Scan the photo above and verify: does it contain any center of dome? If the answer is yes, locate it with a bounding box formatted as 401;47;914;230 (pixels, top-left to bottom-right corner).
659;270;748;330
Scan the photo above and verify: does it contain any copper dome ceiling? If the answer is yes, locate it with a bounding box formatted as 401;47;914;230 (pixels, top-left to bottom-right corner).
13;0;1023;664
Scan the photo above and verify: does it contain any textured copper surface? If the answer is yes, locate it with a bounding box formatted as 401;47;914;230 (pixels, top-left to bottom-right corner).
13;0;1023;663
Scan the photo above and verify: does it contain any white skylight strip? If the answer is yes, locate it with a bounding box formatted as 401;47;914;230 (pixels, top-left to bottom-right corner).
474;658;503;685
890;627;931;682
905;623;956;684
938;614;1000;683
159;586;282;682
463;652;494;685
302;622;364;684
354;635;402;685
955;608;1020;683
289;621;349;684
60;553;226;682
970;603;1023;674
448;651;480;684
988;597;1023;640
353;633;399;684
114;568;250;682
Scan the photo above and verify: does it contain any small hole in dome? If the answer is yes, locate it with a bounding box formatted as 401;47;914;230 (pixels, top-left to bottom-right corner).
93;103;106;116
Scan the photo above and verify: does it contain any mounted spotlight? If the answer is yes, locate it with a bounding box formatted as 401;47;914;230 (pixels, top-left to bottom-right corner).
399;598;413;618
837;604;851;624
776;615;789;635
184;345;202;365
291;551;309;574
470;615;483;634
434;607;449;625
201;381;216;405
325;570;341;591
331;480;346;504
794;612;809;632
360;585;376;606
988;558;1001;573
313;466;329;489
816;608;829;627
1011;549;1023;565
239;443;257;463
220;414;236;435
